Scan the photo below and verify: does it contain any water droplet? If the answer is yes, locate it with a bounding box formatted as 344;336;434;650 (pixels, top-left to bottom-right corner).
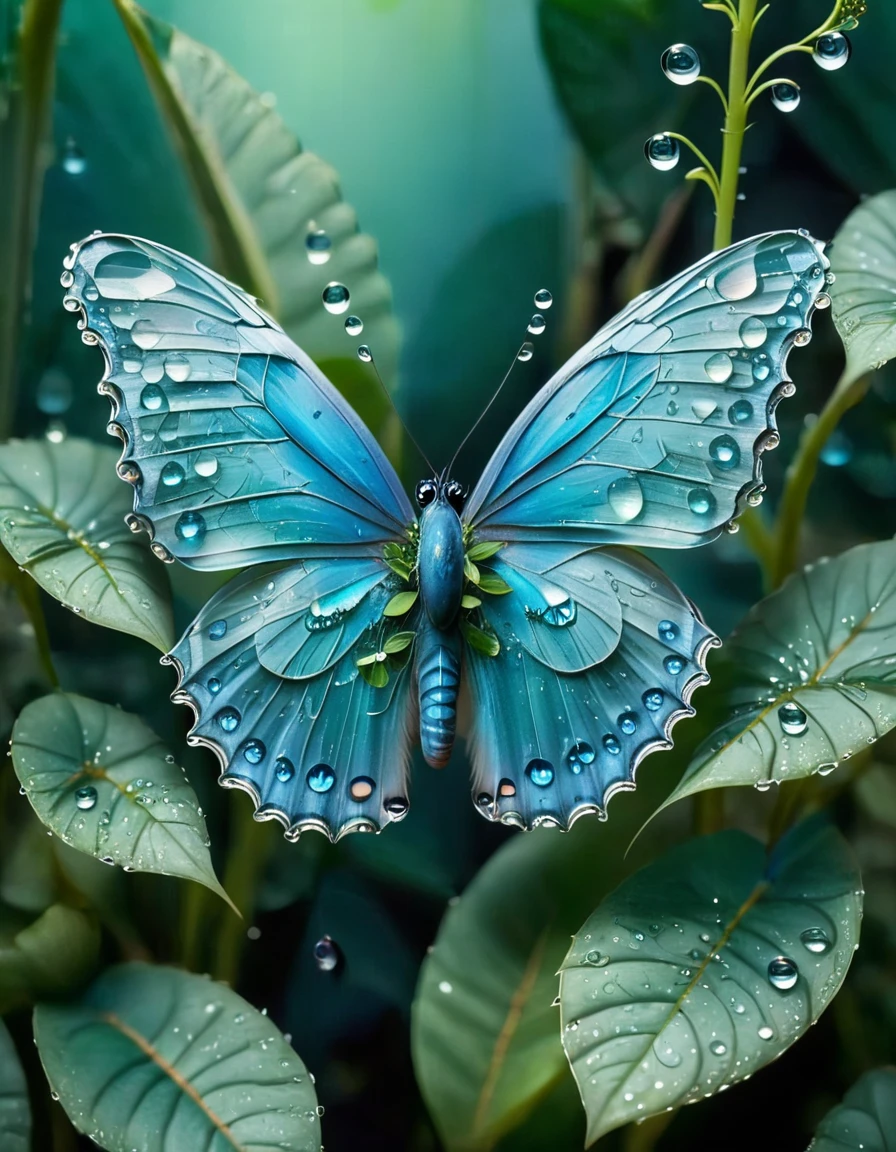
728;398;753;425
667;400;679;416
778;701;808;736
534;288;553;309
739;316;767;348
644;133;680;171
344;315;363;336
306;763;334;792
758;1025;775;1040
705;353;733;383
242;739;266;765
767;956;799;990
165;354;192;382
643;689;664;712
194;452;218;478
350;775;375;800
710;1040;727;1056
439;981;453;994
526;759;554;787
322;282;350;314
814;31;851;70
140;383;166;411
160;461;185;489
618;712;637;736
752;353;771;382
75;785;97;810
131;319;163;350
528;314;546;335
603;734;621;755
175;511;206;545
62;137;87;175
517;342;534;362
216;708;241;733
357;345;372;362
793;328;812;347
207;677;222;694
608;475;644;521
208;619;227;641
37;368;73;415
771;82;801;112
661;43;701;84
567;741;595;774
658;620;679;643
664;655;685;675
305;229;332;264
710;434;741;470
687;488;716;517
313;935;340;971
539;596;576;627
269;757;293;783
585;950;609;966
800;927;833;955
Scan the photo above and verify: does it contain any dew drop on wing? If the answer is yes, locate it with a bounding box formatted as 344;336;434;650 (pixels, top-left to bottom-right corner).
526;759;554;787
608;475;644;522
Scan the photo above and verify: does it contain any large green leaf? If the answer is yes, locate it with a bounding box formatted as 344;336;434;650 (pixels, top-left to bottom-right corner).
0;437;174;651
560;820;862;1145
0;902;99;1013
11;692;234;909
810;1067;896;1151
830;191;896;384
34;962;322;1152
111;0;399;389
0;1019;30;1152
412;822;636;1152
662;540;896;807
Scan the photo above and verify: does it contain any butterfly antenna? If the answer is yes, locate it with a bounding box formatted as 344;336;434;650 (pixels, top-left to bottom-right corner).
365;349;436;476
447;341;529;477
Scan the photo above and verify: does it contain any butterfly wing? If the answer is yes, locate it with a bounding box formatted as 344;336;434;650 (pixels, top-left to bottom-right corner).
64;234;417;839
63;234;413;568
465;232;828;546
461;232;826;827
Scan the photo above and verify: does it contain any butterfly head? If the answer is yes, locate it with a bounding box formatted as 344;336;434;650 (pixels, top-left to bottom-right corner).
415;476;466;515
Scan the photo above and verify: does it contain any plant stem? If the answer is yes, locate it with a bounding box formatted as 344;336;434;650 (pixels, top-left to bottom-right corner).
714;0;758;250
767;369;869;589
694;788;726;836
212;804;274;986
0;547;58;686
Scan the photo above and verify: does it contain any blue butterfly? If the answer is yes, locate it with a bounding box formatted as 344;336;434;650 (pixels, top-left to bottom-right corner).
62;231;827;839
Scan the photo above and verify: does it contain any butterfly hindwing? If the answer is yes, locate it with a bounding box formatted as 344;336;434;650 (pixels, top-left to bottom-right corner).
466;232;828;547
64;234;413;569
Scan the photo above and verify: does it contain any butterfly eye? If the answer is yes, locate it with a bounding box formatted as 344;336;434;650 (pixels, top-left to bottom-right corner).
415;479;437;508
445;480;466;513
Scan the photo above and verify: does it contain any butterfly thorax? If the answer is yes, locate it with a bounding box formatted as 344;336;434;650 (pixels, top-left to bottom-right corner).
417;486;465;630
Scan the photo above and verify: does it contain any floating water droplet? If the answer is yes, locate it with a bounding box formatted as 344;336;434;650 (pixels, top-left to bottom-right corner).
207;677;222;694
661;43;701;85
688;488;716;517
165;354;192;382
767;956;799;990
644;133;680;171
814;31;851;70
567;741;595;774
728;398;753;425
357;345;372;362
534;288;553;309
664;655;685;675
658;620;679;643
140;383;166;411
194;452;218;478
528;314;546;335
313;935;340;971
608;475;644;521
160;461;185;489
710;434;741;470
350;775;375;800
62;137;87;175
37;368;73;415
175;510;206;544
739;316;767;349
618;712;637;736
344;315;363;336
778;701;808;736
306;763;334;791
75;785;98;810
216;708;241;733
800;927;833;955
517;342;534;362
305;229;332;265
242;739;266;765
705;353;733;383
526;759;554;787
771;82;801;112
322;283;350;314
603;734;621;755
643;689;664;712
208;619;227;641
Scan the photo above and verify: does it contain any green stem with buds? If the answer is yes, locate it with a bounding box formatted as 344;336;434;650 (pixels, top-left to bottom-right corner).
713;0;758;250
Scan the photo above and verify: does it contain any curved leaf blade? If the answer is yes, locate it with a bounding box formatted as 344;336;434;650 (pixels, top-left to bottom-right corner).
810;1067;896;1151
11;692;233;909
34;962;322;1152
111;0;399;386
831;191;896;384
0;902;99;1013
0;437;174;651
560;821;862;1145
663;540;896;807
0;1019;30;1152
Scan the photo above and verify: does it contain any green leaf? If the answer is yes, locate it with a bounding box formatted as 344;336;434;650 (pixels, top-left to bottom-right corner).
111;0;399;385
412;823;633;1151
11;692;234;910
0;1018;30;1152
477;571;513;596
830;191;896;384
359;660;389;688
34;962;322;1151
662;540;896;808
0;903;99;1013
0;438;174;652
560;820;862;1145
384;630;416;654
459;618;500;658
810;1067;896;1151
464;556;481;585
384;590;419;617
384;556;412;582
461;595;482;610
466;541;505;563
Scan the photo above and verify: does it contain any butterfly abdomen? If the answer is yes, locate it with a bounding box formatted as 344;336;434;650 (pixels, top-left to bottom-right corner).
416;620;462;768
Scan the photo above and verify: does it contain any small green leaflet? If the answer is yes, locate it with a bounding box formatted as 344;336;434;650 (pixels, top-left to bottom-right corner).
461;595;482;610
476;571;513;596
358;661;390;688
460;618;500;657
464;556;481;585
384;590;419;617
466;541;504;563
384;631;416;654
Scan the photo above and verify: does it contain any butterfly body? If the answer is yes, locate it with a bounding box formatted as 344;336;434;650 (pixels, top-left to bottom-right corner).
63;229;829;839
